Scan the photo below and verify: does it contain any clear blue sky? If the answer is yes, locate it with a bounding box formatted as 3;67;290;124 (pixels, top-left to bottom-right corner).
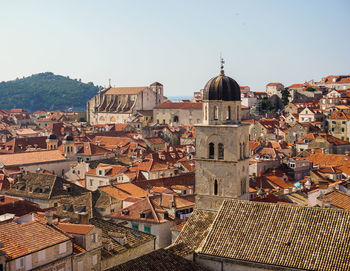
1;0;349;96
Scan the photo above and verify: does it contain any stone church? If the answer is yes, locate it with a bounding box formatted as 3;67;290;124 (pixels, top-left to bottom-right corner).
195;65;250;210
87;82;164;125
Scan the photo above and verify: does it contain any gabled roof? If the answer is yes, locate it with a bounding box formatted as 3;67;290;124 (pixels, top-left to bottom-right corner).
76;142;113;156
105;87;147;95
6;172;89;200
107;196;171;224
197;199;350;271
317;190;350;210
0;150;66;166
0;219;70;260
329;111;350;119
100;183;149;201
167;209;217;257
57;223;94;235
90;217;155;259
107;248;209;271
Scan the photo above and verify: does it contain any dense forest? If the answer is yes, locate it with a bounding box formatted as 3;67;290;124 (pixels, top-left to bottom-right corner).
0;72;101;112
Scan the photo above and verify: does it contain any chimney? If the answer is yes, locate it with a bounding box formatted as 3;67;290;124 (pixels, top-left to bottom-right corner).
79;213;89;224
319;181;328;190
45;211;53;225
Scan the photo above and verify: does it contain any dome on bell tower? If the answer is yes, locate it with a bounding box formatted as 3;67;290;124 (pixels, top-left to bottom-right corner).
203;61;241;101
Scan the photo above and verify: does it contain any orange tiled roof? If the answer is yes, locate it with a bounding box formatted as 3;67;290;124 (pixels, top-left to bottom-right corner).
76;142;113;156
0;219;70;260
317;190;350;210
329;111;350;119
100;183;149;201
57;223;94;235
0;150;66;166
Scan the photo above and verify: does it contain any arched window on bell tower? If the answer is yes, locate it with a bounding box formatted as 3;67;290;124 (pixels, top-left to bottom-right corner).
214;105;219;120
214;179;218;195
218;143;224;160
227;106;231;120
209;143;214;159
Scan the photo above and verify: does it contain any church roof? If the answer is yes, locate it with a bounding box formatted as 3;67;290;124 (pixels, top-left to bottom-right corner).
197;199;350;271
105;87;147;95
167;209;217;257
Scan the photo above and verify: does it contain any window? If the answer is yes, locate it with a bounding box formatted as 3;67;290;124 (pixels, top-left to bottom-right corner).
214;180;218;196
214;105;219;120
227;106;231;120
38;250;46;262
92;254;97;265
132;224;139;230
91;233;97;243
144;226;151;234
90;179;93;186
16;257;24;269
98;170;102;175
173;116;179;123
209;143;214;159
218;143;224;160
205;105;208;120
58;242;66;254
332;128;335;132
342;128;345;132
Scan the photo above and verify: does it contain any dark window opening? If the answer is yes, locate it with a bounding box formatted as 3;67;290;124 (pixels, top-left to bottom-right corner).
214;180;218;195
209;143;214;159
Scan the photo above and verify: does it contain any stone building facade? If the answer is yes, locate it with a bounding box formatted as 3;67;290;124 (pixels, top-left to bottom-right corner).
195;65;250;211
153;102;202;126
87;82;164;125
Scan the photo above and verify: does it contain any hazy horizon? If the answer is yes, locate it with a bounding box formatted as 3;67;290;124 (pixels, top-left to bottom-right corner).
1;0;349;95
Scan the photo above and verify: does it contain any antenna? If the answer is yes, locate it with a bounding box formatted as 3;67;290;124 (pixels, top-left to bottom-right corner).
108;78;111;87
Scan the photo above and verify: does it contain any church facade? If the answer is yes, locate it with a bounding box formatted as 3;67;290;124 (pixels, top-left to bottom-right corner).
195;65;250;211
87;82;164;125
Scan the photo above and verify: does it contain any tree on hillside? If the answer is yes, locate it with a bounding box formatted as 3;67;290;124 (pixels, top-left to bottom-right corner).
281;87;291;105
305;87;315;92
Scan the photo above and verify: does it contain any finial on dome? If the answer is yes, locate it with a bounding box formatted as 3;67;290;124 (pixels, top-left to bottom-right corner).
220;55;225;76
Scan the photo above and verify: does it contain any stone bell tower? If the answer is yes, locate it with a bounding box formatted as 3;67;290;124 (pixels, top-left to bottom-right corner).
195;60;250;211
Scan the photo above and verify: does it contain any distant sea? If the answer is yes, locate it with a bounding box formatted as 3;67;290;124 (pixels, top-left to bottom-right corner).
167;96;192;102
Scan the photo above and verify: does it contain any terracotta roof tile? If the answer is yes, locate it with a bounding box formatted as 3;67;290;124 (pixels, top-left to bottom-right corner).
0;219;70;260
198;199;350;271
57;222;94;235
0;150;66;166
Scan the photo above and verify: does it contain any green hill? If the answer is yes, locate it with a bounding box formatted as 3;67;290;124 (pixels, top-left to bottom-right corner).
0;72;101;112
